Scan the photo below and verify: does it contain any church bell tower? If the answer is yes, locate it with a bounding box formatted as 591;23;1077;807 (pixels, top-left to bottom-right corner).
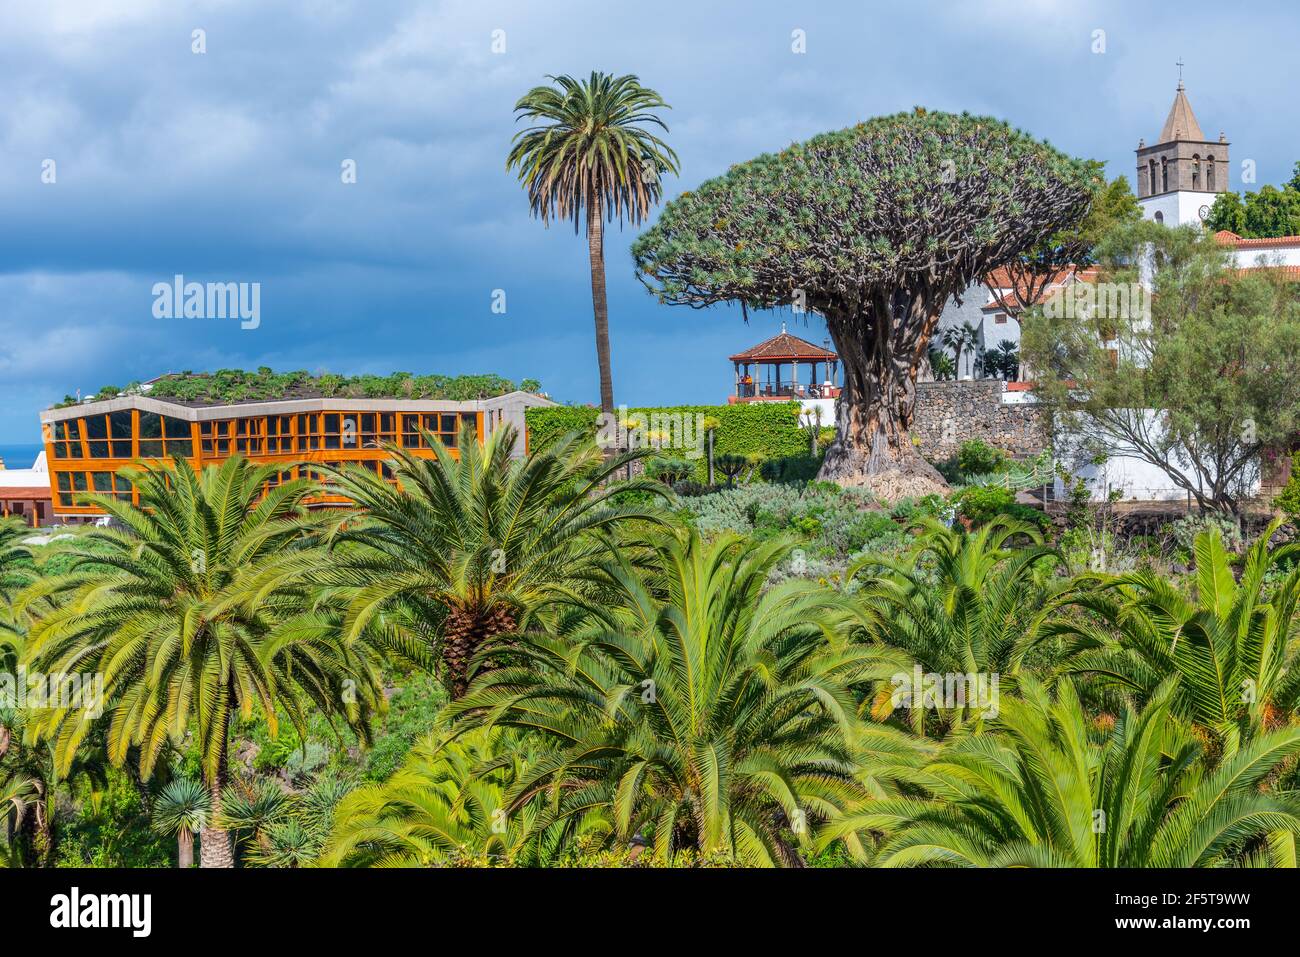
1136;69;1229;227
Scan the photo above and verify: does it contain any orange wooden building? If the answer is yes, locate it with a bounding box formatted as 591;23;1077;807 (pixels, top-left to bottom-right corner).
39;388;552;520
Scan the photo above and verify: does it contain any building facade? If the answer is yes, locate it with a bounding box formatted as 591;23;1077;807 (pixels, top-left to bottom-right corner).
38;389;552;520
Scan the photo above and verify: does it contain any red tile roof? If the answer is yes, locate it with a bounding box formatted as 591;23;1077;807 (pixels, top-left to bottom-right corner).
983;265;1099;310
729;330;838;362
1233;265;1300;281
0;487;51;500
1215;230;1300;249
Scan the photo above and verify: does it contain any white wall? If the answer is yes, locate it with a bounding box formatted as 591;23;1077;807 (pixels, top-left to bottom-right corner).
1052;409;1260;502
1139;190;1219;227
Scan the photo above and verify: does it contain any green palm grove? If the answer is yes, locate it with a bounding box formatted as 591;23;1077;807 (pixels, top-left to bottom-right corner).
3;420;1300;868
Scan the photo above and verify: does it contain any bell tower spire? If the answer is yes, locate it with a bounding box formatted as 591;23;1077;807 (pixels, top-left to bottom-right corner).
1136;66;1229;226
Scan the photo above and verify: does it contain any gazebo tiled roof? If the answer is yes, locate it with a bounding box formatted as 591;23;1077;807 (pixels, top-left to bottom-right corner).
729;326;837;363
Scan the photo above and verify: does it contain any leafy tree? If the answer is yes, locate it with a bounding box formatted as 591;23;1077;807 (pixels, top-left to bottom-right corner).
1207;172;1300;238
633;110;1095;486
829;677;1300;867
20;457;383;867
447;530;918;866
508;72;679;412
1021;219;1300;514
281;422;665;698
1206;190;1246;234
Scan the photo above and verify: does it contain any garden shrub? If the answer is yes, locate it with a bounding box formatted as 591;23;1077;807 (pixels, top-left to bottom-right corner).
957;439;1011;477
760;453;824;484
953;485;1050;531
1166;513;1245;555
526;401;808;484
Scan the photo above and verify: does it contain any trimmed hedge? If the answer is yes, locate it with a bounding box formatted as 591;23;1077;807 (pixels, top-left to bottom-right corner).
526;402;810;482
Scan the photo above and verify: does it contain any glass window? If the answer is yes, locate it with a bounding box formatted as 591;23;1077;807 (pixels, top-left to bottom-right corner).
110;411;132;457
55;471;73;506
52;420;81;459
323;414;341;450
401;414;421;448
298;414;320;450
234;418;263;455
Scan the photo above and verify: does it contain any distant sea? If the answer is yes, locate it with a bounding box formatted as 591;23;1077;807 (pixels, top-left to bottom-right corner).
0;443;43;469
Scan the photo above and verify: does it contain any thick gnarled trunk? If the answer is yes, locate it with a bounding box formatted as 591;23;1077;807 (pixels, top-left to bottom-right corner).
818;294;948;495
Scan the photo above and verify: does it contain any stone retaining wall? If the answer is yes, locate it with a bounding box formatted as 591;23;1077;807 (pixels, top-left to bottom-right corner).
912;380;1048;461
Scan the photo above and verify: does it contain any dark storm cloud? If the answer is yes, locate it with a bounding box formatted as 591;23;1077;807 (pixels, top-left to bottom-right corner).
0;0;1294;439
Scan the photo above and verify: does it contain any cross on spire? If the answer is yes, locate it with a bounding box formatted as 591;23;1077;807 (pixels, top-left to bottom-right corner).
1176;58;1185;89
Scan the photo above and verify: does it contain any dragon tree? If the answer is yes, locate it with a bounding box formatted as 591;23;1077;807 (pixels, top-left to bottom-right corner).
632;109;1097;489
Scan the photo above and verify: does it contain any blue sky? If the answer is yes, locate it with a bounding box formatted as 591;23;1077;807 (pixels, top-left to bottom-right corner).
1;0;1295;442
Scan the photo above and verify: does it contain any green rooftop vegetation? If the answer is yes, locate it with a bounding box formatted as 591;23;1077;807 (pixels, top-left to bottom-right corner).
55;368;543;408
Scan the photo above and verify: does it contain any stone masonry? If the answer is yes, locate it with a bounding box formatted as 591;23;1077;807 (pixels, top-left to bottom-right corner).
912;380;1048;462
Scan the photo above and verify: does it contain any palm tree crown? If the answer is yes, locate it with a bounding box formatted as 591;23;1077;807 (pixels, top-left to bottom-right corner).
275;422;667;698
20;456;382;867
507;71;678;412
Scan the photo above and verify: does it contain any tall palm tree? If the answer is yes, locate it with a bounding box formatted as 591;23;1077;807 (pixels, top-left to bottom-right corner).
508;71;679;412
827;676;1300;867
276;422;666;698
20;456;384;867
447;529;920;866
1035;520;1300;759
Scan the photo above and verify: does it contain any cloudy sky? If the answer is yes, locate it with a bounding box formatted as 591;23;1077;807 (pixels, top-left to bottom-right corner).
1;0;1294;442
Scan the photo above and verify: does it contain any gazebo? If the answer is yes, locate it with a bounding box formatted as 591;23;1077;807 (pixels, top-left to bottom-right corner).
728;324;840;402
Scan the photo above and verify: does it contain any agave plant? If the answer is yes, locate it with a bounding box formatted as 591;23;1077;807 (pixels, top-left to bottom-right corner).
446;529;919;866
1038;520;1300;757
217;773;355;868
825;676;1300;867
